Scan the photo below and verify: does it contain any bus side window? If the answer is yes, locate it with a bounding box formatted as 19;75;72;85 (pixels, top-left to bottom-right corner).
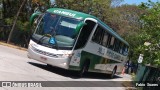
106;34;111;47
99;29;105;45
119;42;123;54
122;45;128;55
125;46;129;55
75;20;96;49
102;31;109;46
108;36;115;50
113;39;120;52
92;25;106;45
92;26;103;44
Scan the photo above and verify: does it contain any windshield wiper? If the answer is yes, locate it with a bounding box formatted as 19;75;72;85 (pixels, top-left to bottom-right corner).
37;34;51;44
37;27;59;49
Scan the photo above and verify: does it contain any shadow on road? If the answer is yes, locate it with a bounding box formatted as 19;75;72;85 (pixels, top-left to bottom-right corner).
28;62;122;80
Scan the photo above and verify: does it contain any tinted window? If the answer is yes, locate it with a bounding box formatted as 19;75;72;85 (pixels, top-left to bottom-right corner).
108;36;115;49
75;20;96;49
123;45;128;55
113;39;120;52
102;32;109;46
92;25;129;55
92;25;110;47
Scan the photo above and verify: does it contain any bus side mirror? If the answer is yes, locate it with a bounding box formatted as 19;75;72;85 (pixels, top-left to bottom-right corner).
76;22;87;33
30;12;42;26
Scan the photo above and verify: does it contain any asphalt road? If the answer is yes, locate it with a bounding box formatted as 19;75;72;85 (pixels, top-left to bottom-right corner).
0;44;132;90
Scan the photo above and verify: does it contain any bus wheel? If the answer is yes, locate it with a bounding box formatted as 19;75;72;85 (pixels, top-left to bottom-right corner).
47;64;52;68
79;61;90;77
109;67;116;79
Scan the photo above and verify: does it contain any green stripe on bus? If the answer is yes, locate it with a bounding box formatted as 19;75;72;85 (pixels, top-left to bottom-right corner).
69;51;120;71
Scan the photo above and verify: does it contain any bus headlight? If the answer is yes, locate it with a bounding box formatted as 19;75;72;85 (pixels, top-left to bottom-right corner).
63;53;74;58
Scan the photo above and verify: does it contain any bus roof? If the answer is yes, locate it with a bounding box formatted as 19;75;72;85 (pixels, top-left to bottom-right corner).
47;8;129;46
47;8;94;19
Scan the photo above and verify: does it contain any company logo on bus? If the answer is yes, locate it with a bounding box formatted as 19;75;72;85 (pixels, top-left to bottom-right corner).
53;10;76;17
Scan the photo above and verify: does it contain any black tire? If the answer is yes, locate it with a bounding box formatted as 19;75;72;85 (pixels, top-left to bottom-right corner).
47;64;52;68
109;68;116;79
79;61;90;77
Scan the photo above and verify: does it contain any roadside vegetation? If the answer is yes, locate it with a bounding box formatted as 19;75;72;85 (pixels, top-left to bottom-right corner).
0;0;159;67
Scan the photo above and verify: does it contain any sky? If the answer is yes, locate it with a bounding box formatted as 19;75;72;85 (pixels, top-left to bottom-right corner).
50;0;160;5
50;0;55;4
121;0;160;5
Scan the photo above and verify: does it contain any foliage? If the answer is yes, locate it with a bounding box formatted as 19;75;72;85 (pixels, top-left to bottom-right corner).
121;5;145;61
31;0;51;12
55;0;143;37
55;0;123;32
1;0;51;47
116;5;144;35
128;1;160;67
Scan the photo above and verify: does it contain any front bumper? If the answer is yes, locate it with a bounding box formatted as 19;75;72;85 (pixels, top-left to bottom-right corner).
27;45;70;69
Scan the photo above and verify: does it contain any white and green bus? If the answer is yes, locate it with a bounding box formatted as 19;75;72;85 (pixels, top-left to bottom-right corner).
27;8;129;78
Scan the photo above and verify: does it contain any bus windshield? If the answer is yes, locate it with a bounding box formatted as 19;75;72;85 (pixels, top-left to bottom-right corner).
32;12;82;50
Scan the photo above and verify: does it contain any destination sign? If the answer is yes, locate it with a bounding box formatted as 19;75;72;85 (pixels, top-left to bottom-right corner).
53;10;76;17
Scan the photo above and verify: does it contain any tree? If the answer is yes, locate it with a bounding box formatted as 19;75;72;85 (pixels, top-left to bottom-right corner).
115;5;146;61
31;0;51;12
7;0;27;43
6;0;51;44
55;0;123;32
130;1;160;67
116;5;144;35
0;0;52;47
0;0;2;19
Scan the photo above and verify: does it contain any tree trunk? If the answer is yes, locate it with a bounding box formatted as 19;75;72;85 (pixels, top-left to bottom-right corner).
2;0;6;18
7;0;27;43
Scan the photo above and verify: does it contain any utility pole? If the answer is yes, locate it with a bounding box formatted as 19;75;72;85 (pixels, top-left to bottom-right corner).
7;0;27;43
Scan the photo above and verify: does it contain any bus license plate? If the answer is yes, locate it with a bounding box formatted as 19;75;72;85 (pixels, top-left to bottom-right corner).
40;57;47;61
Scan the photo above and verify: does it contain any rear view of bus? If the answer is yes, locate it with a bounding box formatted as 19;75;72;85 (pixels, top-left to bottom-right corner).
28;8;85;69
